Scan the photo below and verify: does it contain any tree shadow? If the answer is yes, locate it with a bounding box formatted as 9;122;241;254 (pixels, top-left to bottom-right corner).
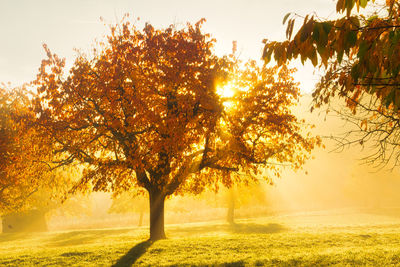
46;228;133;247
170;222;286;236
230;223;285;234
0;227;135;244
112;240;152;267
0;232;30;243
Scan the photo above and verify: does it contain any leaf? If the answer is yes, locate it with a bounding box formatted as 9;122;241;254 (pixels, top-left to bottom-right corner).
391;29;400;44
385;89;395;108
300;19;314;43
317;45;328;65
301;53;307;65
310;49;318;67
350;64;359;81
287;19;295;39
360;119;367;130
345;30;358;47
360;0;368;8
300;30;307;42
286;19;292;39
322;22;333;34
346;0;355;16
262;45;273;64
312;24;320;42
357;41;368;61
316;24;328;48
282;13;291;25
337;50;344;64
367;15;378;23
337;0;345;12
274;45;283;62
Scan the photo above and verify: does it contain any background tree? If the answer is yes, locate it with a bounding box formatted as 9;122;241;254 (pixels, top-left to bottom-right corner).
263;0;400;167
0;86;76;232
33;18;319;240
225;182;269;225
109;190;148;227
0;86;50;213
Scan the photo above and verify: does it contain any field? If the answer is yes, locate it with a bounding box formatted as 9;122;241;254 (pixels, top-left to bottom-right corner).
2;210;400;266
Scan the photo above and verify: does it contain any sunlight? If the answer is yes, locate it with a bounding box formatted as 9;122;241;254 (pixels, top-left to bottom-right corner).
216;81;236;109
216;81;235;99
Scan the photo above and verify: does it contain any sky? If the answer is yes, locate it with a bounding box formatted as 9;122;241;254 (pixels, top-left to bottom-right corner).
0;0;336;92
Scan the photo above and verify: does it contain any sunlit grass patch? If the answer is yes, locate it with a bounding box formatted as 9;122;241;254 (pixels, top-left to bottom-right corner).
1;212;400;266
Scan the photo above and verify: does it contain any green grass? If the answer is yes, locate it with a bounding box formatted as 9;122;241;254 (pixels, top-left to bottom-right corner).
2;211;400;266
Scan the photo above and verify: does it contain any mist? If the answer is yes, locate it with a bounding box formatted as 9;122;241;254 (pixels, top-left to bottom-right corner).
28;95;400;233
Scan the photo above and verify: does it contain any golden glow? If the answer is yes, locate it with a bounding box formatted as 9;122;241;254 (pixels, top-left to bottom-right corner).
216;82;236;109
216;81;252;109
216;81;235;98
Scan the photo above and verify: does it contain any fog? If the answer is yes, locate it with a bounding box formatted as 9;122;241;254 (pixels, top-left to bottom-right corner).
267;95;400;213
24;95;400;232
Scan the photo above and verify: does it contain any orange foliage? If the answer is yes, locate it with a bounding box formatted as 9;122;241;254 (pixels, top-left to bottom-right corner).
34;18;318;196
0;86;56;214
33;18;319;239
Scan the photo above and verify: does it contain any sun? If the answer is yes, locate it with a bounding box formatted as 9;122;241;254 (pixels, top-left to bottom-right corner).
216;81;250;109
216;81;235;99
216;82;236;109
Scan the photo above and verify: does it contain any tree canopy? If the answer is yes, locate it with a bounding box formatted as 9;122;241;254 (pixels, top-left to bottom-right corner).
263;0;400;167
33;18;319;240
0;87;67;214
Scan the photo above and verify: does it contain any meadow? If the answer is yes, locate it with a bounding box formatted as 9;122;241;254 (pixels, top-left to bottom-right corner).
2;210;400;266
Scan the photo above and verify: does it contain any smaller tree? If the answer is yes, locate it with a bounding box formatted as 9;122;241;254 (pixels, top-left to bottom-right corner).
224;182;268;225
109;190;148;227
0;86;74;226
0;87;48;213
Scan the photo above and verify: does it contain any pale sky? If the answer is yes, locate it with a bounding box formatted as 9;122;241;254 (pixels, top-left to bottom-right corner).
0;0;336;92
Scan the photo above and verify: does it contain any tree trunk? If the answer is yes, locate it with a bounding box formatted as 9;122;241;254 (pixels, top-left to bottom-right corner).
149;189;166;241
138;210;144;227
227;188;235;225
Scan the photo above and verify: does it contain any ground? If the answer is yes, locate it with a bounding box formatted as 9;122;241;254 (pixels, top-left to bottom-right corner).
1;209;400;266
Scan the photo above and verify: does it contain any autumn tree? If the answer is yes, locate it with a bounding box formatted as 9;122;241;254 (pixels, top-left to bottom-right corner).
0;86;71;216
0;87;44;213
33;18;318;240
263;0;400;167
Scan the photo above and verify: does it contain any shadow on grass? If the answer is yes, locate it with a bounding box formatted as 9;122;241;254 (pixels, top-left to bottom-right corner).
0;232;31;243
0;228;134;245
47;228;133;247
112;240;152;267
230;223;285;234
170;222;286;236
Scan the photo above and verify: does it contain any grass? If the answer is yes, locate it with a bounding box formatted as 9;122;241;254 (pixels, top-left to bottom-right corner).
2;210;400;266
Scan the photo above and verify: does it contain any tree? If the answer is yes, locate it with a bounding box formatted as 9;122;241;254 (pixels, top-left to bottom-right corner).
0;87;47;213
0;86;77;234
224;182;269;225
109;190;148;227
0;86;72;215
33;18;319;240
263;0;400;167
